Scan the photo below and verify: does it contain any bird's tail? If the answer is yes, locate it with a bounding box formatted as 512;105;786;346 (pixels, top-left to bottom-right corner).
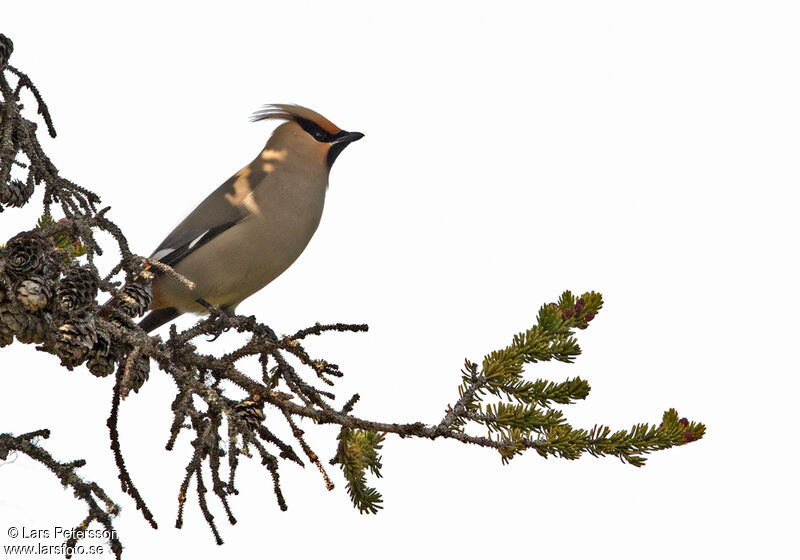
139;307;181;333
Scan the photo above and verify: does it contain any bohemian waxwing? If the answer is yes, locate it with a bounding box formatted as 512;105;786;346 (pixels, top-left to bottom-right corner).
137;104;363;332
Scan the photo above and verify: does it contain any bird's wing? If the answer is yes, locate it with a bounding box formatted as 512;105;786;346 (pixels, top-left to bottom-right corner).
149;161;269;268
151;217;245;268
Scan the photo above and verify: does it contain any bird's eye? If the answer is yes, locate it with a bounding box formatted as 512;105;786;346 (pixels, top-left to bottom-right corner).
296;117;332;142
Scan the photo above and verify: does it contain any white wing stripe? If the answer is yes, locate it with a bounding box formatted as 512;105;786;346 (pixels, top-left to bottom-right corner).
188;231;208;250
152;248;174;262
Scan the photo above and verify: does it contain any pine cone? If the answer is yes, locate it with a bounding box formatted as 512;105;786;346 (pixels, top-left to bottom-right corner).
0;34;12;68
233;396;265;431
117;279;152;318
1;231;59;281
86;324;120;377
16;276;53;312
15;314;48;344
0;295;48;344
121;354;150;396
0;287;11;346
0;323;12;347
54;317;98;368
57;265;98;312
87;354;118;377
0;179;34;208
0;292;13;347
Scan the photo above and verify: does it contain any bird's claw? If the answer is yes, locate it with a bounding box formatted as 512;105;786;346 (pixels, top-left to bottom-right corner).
197;299;232;341
208;312;232;341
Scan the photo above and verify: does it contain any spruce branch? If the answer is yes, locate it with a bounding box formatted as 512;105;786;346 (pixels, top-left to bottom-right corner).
0;37;706;555
0;430;122;558
107;367;158;529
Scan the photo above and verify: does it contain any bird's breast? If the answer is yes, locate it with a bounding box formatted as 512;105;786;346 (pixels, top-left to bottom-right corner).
156;170;329;312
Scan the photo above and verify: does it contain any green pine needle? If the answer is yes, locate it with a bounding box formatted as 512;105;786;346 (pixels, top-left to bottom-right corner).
448;291;704;467
335;428;385;514
37;214;86;260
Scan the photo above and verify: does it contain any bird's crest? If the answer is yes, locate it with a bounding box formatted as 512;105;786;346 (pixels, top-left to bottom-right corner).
250;104;341;135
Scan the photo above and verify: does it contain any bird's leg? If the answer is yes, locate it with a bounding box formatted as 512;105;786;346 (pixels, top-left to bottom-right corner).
196;298;232;340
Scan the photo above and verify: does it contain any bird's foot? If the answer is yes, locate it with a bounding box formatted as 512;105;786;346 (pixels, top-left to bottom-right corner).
197;299;232;341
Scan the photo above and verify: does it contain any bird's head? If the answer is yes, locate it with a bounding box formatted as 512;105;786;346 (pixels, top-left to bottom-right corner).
251;104;364;169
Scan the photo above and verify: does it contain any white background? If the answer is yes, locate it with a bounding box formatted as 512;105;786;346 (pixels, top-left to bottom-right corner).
1;2;798;558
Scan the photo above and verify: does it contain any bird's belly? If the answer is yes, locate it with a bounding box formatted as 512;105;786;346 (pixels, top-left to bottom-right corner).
154;197;325;313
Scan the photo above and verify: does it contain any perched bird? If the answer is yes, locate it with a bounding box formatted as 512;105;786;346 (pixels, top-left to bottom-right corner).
137;104;363;332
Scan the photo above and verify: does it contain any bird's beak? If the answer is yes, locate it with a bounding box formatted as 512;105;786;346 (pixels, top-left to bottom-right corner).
327;130;364;168
334;130;365;144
